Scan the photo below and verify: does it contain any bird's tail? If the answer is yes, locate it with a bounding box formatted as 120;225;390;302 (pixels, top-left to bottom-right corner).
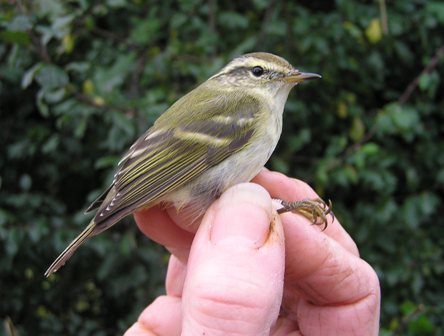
44;220;97;277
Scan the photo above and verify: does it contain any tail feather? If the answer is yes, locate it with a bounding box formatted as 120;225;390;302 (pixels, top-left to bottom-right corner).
44;220;97;277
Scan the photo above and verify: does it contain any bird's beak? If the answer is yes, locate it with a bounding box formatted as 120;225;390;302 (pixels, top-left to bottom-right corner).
284;71;321;83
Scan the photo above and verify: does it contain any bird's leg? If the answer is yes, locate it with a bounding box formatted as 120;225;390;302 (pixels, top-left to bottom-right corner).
275;198;334;231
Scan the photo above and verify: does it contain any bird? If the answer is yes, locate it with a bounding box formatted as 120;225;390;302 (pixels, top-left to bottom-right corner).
45;52;331;276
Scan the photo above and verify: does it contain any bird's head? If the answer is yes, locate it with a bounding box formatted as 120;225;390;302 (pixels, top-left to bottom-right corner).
210;52;320;94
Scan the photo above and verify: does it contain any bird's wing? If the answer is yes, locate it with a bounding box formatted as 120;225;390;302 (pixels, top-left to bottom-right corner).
91;93;261;226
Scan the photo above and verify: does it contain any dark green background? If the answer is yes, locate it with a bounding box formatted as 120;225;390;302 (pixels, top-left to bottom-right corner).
1;1;443;335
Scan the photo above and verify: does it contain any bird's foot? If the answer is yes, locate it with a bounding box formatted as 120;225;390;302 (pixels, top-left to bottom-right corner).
276;198;334;230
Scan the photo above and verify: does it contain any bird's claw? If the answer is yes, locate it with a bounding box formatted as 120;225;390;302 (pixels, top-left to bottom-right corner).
276;198;334;231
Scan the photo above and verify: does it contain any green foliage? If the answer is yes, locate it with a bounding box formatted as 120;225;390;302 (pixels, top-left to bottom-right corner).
1;0;443;334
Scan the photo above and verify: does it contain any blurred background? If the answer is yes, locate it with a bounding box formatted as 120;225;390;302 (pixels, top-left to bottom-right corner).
1;0;443;335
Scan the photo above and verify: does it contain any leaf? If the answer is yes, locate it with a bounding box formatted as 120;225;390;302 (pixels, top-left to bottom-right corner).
7;15;33;31
129;17;161;45
36;89;49;117
22;63;43;89
376;103;421;141
50;15;74;39
82;79;95;94
349;117;365;143
419;72;431;91
94;54;135;93
36;65;69;90
107;0;127;7
419;71;440;98
42;136;59;154
65;62;89;73
19;174;32;191
343;21;363;42
337;100;348;118
365;18;383;43
325;135;348;157
288;128;311;152
219;12;249;29
391;105;419;132
408;315;435;334
73;117;87;138
252;0;269;10
62;33;75;54
0;30;30;45
43;87;66;103
426;2;444;23
33;0;65;17
361;143;379;155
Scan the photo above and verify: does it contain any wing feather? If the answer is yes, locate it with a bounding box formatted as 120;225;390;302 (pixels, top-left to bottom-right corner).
91;90;261;226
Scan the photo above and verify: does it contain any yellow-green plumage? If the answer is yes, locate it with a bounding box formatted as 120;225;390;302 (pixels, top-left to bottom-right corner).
45;52;320;276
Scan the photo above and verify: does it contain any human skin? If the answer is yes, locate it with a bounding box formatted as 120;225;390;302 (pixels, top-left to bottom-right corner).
124;169;381;336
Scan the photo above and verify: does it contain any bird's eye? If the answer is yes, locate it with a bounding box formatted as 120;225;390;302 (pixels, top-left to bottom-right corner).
251;66;264;77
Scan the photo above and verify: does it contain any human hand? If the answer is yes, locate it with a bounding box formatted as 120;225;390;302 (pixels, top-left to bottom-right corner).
124;169;380;335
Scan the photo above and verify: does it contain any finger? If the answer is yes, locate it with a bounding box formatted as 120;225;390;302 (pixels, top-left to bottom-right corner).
281;211;378;303
166;205;204;233
182;183;285;336
254;170;380;334
124;322;156;336
252;169;358;255
270;317;300;336
124;255;187;336
293;239;380;335
165;255;187;297
278;211;380;334
124;295;182;336
134;206;194;262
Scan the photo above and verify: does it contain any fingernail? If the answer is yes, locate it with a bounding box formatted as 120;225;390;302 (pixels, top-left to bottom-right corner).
211;183;272;248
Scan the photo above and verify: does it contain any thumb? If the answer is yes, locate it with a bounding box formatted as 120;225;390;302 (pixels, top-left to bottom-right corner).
181;183;285;336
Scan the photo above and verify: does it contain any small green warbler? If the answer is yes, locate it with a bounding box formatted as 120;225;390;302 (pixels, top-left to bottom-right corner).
45;52;332;276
